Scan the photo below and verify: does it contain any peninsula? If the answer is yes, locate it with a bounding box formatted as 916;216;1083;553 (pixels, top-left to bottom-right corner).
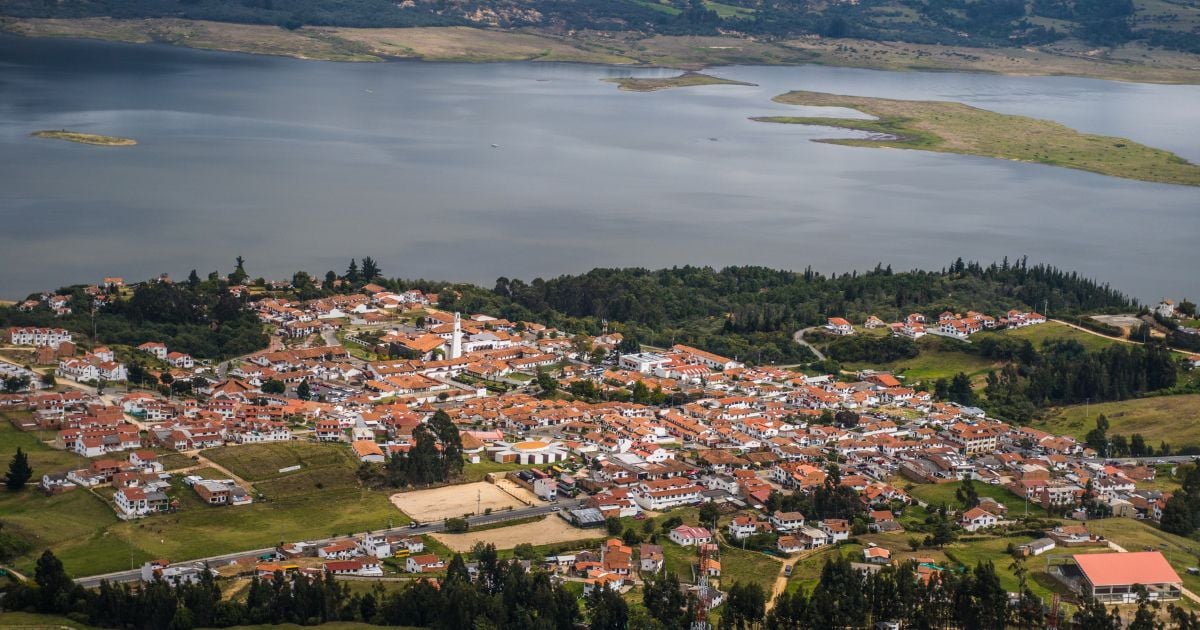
604;72;756;92
752;91;1200;187
32;130;137;146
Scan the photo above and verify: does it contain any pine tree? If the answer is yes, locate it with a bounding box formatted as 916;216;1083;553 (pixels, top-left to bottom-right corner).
360;257;381;281
5;447;32;491
345;259;359;283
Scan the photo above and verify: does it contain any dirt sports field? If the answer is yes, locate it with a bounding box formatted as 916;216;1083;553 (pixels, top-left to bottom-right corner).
390;482;524;522
432;516;602;552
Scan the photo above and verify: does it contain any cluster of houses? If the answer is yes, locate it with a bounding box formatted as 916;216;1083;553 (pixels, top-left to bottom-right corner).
5;277;1186;598
254;532;432;578
826;310;1046;340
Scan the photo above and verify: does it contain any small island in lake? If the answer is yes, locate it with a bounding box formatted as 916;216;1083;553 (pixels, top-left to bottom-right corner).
32;130;138;146
604;72;756;92
752;91;1200;187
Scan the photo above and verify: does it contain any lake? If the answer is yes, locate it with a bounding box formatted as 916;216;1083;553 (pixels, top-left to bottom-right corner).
1;34;1197;302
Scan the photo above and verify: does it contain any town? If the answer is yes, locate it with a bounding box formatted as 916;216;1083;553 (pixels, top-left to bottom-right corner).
2;269;1200;629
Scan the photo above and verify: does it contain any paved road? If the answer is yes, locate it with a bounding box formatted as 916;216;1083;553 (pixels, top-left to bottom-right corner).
74;498;585;588
792;328;826;362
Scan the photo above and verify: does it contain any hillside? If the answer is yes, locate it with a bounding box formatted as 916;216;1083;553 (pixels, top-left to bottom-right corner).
2;0;1198;59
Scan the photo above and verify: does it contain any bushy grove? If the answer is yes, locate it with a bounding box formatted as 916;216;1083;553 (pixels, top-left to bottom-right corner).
0;276;267;361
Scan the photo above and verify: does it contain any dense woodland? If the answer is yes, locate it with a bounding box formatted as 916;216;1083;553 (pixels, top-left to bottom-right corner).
3;0;1197;53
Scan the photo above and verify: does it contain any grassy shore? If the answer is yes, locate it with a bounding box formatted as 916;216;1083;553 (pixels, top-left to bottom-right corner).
32;129;136;146
752;91;1200;186
6;18;1200;84
604;71;756;91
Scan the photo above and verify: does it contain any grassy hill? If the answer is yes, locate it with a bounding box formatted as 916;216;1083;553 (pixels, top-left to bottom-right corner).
1038;394;1200;448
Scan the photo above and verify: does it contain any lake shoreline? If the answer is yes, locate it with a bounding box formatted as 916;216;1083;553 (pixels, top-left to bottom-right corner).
4;17;1200;85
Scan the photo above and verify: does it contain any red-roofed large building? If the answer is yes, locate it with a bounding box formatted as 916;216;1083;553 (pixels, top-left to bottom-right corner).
1069;552;1181;603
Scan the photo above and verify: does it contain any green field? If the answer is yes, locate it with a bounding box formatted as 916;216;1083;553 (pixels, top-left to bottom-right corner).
202;441;352;481
603;72;755;92
1;440;407;577
629;0;682;14
718;544;782;593
841;335;996;384
1;411;89;473
753;91;1200;187
983;321;1118;352
1037;394;1200;448
703;0;755;18
461;460;541;483
906;480;1050;518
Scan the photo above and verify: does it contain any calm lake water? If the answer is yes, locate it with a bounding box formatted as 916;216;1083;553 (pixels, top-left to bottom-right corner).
1;34;1198;302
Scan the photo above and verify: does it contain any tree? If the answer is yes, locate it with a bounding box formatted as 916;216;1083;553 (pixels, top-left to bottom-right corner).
261;379;285;395
605;516;623;536
345;259;360;283
1127;585;1159;630
296;379;312;401
1085;414;1110;453
586;585;629;630
34;549;77;613
834;410;859;428
643;572;689;629
360;257;381;281
535;368;558;398
699;501;721;528
956;478;980;509
230;255;248;285
722;582;766;630
512;542;539;561
1073;595;1121;629
445;517;469;533
948;372;977;405
5;447;33;491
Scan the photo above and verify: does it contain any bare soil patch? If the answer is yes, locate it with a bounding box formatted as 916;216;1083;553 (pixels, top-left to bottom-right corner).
390;481;524;522
432;515;602;552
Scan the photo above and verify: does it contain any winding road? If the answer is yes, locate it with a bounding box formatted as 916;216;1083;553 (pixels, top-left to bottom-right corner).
792;328;826;362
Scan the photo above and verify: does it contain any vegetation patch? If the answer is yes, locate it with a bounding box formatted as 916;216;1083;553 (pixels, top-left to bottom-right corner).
32;130;136;146
752;91;1200;187
1038;394;1200;448
604;72;756;92
202;441;354;482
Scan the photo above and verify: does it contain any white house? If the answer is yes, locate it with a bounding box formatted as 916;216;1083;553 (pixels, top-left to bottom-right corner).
960;507;999;532
668;525;712;547
769;511;806;533
825;318;854;336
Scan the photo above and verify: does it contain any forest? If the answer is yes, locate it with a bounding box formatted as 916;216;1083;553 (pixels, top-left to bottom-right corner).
0;274;267;361
2;0;1197;53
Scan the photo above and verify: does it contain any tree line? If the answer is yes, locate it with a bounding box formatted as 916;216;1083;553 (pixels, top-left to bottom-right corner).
982;339;1178;422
